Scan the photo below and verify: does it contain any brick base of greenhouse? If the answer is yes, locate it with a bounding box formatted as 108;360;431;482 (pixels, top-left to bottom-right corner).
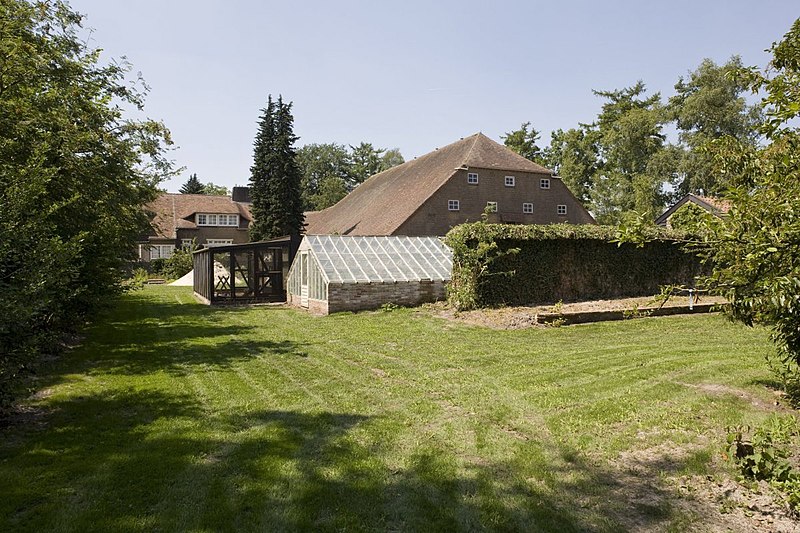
288;279;447;315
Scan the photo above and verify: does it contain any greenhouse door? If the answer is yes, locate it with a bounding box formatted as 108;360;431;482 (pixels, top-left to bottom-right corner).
300;252;309;308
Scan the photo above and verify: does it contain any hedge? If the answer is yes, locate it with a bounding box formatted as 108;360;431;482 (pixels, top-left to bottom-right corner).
444;222;705;309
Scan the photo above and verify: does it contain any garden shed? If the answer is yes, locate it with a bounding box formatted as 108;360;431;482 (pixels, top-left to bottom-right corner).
287;235;452;314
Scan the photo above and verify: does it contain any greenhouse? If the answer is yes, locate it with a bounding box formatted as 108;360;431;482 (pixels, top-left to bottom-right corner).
286;235;452;314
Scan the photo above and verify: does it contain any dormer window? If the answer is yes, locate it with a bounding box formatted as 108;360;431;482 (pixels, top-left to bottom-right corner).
540;178;550;189
197;213;239;227
467;173;479;184
505;176;515;187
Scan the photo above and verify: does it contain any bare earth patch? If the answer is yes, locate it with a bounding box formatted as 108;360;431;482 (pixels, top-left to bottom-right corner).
425;294;728;330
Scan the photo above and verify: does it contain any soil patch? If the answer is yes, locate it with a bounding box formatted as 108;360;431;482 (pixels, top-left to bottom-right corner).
427;294;728;330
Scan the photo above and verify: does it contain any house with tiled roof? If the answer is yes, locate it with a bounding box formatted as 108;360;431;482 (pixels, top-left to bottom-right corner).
303;133;595;236
654;193;731;228
138;187;253;261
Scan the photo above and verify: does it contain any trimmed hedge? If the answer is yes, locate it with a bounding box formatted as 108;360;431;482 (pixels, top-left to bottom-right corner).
444;222;704;309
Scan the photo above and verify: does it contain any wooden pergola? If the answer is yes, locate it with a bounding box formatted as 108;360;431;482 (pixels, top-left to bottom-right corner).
192;235;300;305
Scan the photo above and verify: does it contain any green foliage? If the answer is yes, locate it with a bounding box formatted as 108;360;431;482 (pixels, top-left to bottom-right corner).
727;416;798;482
667;202;719;233
446;222;701;310
545;127;600;205
298;142;404;211
0;0;173;407
202;182;229;196
668;57;762;197
248;95;304;240
180;173;205;194
502;122;547;166
297;143;353;210
701;19;800;368
160;248;194;280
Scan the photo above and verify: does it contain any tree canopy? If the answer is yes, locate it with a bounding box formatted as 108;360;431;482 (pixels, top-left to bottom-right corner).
0;0;173;406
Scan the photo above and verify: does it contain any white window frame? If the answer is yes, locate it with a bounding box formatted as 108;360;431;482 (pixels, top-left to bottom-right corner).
557;204;567;215
540;178;550;189
505;176;516;187
523;202;534;214
206;239;234;247
486;201;498;213
181;238;194;250
150;244;175;259
467;173;479;184
197;213;238;227
448;199;460;211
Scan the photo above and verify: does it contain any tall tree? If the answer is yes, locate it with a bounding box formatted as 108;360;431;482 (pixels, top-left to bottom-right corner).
296;143;353;210
249;95;304;240
349;142;385;187
545;127;600;205
502;122;546;166
589;82;672;223
180;173;205;194
0;0;173;404
381;148;405;170
668;57;762;196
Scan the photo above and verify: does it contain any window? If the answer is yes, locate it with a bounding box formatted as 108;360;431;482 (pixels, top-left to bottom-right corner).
486;201;498;213
181;239;194;250
197;213;238;227
206;239;233;247
540;178;550;189
505;176;515;187
467;173;479;184
523;203;534;214
557;204;567;215
150;244;175;259
448;199;460;211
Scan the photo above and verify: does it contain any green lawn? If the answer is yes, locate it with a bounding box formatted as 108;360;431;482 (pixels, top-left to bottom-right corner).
0;286;784;531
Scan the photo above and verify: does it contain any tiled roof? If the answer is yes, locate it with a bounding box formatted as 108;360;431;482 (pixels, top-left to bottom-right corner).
303;133;552;236
145;193;252;239
695;195;731;214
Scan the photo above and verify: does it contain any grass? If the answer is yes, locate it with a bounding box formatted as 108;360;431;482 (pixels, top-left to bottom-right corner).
0;286;785;531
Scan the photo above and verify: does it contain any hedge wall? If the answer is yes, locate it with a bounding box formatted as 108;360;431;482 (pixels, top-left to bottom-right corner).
444;223;705;309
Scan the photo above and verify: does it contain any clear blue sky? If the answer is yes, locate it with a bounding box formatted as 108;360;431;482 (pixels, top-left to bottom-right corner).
67;0;798;192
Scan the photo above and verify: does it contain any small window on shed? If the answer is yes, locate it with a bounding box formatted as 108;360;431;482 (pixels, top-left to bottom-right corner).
467;173;479;184
448;200;460;211
486;201;498;213
505;176;515;187
540;178;550;189
523;203;533;214
557;204;567;215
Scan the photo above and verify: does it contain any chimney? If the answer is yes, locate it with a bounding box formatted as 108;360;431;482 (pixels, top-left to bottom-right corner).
232;186;251;203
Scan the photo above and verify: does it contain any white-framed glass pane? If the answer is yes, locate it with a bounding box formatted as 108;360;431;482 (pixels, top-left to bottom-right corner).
467;173;478;184
540;179;550;189
557;205;567;215
523;203;533;214
486;202;497;213
505;176;515;187
448;200;460;211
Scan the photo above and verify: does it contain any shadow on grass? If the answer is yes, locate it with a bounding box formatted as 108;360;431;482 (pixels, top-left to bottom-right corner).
62;289;309;378
2;387;706;532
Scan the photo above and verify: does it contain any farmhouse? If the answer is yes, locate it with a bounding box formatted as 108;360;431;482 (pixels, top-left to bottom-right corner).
138;187;253;261
655;193;731;228
286;235;452;315
303;133;595;236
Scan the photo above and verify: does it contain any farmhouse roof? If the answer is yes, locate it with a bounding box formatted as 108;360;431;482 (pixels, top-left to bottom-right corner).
654;193;731;226
145;193;253;239
303;133;552;236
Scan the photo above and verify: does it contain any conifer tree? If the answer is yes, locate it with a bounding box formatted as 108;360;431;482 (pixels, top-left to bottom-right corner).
249;95;304;240
179;173;205;194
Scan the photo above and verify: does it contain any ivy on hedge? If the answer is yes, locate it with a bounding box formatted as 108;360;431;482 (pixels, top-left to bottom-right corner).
444;222;704;310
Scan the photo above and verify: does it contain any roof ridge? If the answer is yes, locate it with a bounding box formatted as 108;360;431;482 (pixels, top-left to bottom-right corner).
461;132;481;169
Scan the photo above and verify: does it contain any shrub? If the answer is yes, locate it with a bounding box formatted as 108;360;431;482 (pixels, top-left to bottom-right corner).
160;249;194;280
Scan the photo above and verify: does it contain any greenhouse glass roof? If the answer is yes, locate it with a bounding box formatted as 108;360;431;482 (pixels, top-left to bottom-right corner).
305;235;452;283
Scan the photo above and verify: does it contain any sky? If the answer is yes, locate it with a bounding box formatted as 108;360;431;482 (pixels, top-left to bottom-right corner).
67;0;799;193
